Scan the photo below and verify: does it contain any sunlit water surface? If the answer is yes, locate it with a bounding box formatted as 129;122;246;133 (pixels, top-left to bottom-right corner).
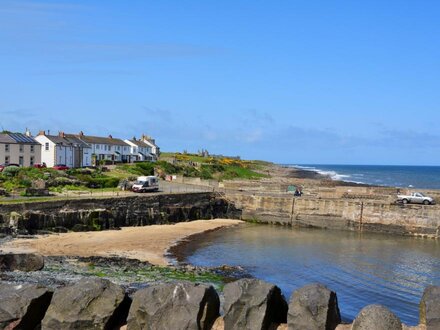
185;224;440;325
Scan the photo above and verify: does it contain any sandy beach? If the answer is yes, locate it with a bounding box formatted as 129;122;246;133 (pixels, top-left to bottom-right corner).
0;219;243;266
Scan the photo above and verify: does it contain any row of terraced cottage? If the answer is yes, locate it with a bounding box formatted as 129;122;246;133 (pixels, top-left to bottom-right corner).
0;130;160;168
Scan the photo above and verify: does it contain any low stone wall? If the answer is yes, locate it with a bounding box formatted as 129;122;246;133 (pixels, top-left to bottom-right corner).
1;276;438;329
226;193;440;238
0;193;241;235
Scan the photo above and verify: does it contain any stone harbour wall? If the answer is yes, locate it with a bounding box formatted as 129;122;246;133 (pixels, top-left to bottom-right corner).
1;275;438;330
0;193;241;235
226;193;440;238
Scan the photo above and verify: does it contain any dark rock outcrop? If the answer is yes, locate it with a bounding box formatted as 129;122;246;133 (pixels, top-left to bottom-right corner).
352;305;402;330
0;193;241;234
223;278;288;330
288;283;341;330
41;278;129;330
0;283;53;329
127;282;220;330
0;253;44;271
420;286;440;329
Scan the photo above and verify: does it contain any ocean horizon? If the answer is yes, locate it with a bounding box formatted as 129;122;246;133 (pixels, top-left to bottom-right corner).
284;164;440;190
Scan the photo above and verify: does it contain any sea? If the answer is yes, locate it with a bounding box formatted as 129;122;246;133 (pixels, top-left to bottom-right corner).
287;164;440;189
184;164;440;325
186;225;440;325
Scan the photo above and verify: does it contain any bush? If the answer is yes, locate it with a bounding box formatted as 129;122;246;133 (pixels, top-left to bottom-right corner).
2;166;20;177
85;177;120;188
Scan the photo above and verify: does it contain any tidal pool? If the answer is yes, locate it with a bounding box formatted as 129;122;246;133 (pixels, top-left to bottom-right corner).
184;224;440;325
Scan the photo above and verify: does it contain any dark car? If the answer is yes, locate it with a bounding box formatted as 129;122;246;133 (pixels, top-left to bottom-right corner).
33;163;47;169
0;163;20;172
53;164;70;171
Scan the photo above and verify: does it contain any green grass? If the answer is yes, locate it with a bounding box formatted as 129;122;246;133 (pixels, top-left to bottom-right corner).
219;165;268;180
0;153;272;200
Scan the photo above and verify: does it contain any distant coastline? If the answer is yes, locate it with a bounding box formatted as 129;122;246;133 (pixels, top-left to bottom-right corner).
282;164;440;189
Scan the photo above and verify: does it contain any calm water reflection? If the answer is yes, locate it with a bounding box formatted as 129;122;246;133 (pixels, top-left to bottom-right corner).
185;224;440;325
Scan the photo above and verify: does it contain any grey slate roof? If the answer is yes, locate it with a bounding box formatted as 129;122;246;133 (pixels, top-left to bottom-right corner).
128;139;151;148
44;135;91;148
0;133;39;144
70;134;129;146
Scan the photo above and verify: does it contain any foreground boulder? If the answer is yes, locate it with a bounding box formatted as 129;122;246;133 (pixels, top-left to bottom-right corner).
223;278;288;330
0;253;44;271
42;278;129;330
288;283;341;330
0;283;53;329
420;286;440;329
352;305;402;330
127;282;220;330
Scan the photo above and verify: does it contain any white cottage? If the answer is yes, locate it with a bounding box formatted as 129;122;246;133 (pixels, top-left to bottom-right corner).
140;134;160;160
124;138;154;162
71;132;131;164
35;131;92;168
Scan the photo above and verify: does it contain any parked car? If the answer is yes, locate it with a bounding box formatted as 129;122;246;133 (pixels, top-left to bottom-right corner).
33;163;47;169
53;164;70;171
132;176;159;192
397;192;435;205
0;163;20;172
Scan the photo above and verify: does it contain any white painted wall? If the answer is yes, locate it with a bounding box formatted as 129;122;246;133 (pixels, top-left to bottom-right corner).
35;135;74;168
35;135;56;167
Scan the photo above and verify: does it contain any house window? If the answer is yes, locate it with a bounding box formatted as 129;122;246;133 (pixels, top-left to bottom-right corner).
45;143;49;151
19;156;24;166
96;145;100;150
19;145;24;153
5;144;9;152
30;145;35;153
5;156;9;165
30;156;34;166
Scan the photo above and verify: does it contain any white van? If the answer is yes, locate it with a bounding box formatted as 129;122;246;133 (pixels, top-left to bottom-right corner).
132;176;159;193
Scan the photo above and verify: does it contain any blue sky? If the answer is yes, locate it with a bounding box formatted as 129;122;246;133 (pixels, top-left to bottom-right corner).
0;1;439;165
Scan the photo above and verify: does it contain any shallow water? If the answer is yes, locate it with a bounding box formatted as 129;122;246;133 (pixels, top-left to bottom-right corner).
185;224;440;325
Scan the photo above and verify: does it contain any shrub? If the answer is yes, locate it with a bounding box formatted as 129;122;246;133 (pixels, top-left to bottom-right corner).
2;166;20;177
85;177;120;188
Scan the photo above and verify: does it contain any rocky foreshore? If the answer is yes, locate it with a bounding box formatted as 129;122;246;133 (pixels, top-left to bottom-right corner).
1;254;438;330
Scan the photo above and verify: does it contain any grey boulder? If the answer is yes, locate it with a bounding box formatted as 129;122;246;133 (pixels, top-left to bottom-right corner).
0;253;44;272
127;282;220;330
223;278;288;330
288;283;341;330
0;282;53;329
352;304;402;330
420;285;440;329
42;278;129;330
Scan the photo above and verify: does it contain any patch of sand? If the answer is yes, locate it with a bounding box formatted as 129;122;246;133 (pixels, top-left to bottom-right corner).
0;219;243;266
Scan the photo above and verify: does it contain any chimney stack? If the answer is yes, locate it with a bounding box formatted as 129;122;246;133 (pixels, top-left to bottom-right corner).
79;131;84;137
58;131;65;138
25;128;31;137
38;130;46;136
108;134;113;139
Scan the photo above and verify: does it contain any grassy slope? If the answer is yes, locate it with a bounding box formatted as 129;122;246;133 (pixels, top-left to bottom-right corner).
0;153;270;200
